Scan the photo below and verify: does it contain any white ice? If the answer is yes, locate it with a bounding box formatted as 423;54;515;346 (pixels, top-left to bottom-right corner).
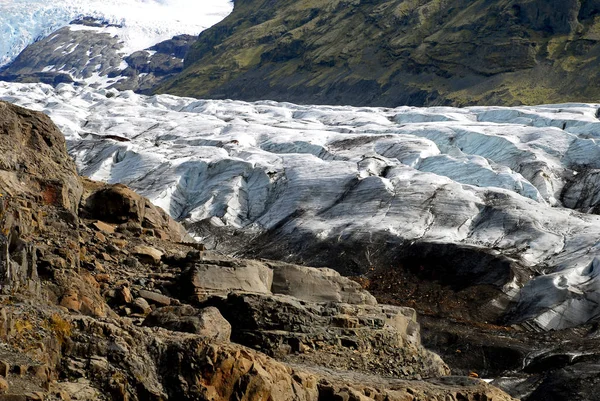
0;0;233;66
3;81;600;330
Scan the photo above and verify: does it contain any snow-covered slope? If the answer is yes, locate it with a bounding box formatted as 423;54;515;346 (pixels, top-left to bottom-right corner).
0;0;233;67
4;81;600;330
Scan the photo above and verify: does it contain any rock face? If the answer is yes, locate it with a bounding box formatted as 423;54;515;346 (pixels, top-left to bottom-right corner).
156;0;600;107
270;262;377;305
202;292;449;380
0;100;82;213
0;99;516;400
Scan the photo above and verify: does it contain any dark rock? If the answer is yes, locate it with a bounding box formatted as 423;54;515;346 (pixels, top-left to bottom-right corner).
143;305;231;340
138;289;171;306
132;298;151;315
82;184;190;242
202;292;449;379
158;0;600;107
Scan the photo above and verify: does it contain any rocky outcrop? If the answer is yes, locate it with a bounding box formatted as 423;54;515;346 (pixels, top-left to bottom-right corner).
0;99;516;400
0;19;196;93
143;305;231;340
201;292;449;380
176;257;376;305
82;182;191;242
0;101;82;212
155;0;600;107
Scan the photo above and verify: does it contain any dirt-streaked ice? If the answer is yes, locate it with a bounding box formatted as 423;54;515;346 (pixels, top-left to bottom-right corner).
3;81;600;330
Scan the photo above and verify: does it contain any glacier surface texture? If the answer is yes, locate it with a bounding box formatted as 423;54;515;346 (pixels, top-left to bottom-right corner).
3;82;600;330
0;0;233;67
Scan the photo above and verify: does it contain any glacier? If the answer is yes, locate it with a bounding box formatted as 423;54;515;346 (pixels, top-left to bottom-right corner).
3;81;600;330
0;0;233;67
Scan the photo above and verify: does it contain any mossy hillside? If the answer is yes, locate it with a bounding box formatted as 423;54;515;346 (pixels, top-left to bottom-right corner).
159;0;600;106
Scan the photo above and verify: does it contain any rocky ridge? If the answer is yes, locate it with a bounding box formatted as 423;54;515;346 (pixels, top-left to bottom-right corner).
0;100;513;400
0;19;197;94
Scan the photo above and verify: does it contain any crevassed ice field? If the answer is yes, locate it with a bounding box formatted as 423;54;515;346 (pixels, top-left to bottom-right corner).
0;0;233;66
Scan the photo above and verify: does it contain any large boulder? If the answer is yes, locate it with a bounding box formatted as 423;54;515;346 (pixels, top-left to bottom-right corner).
178;259;274;300
143;305;231;341
269;261;377;305
177;257;377;305
82;182;190;242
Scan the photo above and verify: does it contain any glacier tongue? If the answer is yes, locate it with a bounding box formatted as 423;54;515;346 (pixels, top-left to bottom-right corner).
0;0;233;67
3;81;600;330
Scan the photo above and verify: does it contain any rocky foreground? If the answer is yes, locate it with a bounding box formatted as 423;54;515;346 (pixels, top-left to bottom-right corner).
0;101;514;399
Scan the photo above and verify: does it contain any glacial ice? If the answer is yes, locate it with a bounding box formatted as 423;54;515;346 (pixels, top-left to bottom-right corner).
0;0;233;66
3;81;600;330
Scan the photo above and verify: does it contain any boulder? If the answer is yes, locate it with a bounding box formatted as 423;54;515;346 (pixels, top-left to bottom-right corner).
91;221;115;235
132;246;163;265
269;261;377;305
82;183;190;242
83;184;144;224
132;298;152;315
138;289;171;306
143;305;231;341
179;259;273;300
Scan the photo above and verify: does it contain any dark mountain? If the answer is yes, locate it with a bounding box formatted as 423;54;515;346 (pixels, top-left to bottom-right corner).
158;0;600;106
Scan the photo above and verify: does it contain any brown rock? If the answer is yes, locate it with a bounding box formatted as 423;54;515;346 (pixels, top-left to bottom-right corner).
270;262;377;305
95;274;110;283
84;185;144;224
94;261;105;272
181;259;273;298
0;362;9;377
119;287;133;304
59;289;81;312
94;231;106;242
132;246;163;265
92;221;115;234
82;184;191;241
80;295;105;317
132;298;152;315
0;101;83;213
112;239;128;248
0;376;8;392
143;305;231;341
155;230;169;240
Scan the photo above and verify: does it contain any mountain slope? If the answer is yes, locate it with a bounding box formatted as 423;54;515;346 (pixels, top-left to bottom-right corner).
159;0;600;106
